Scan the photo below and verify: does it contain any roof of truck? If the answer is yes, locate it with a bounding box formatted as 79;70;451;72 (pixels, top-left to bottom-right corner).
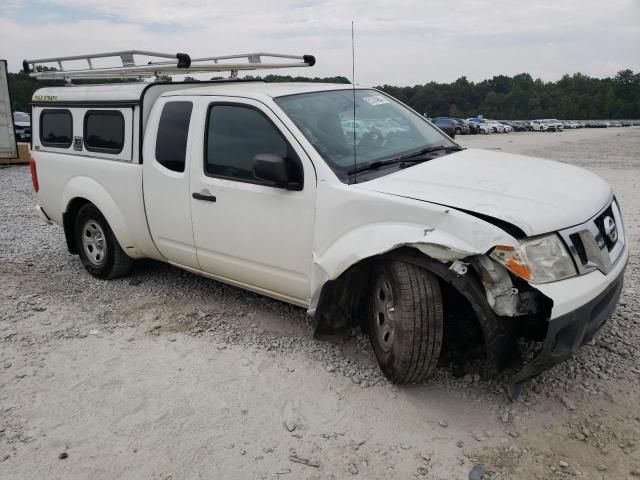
32;81;354;104
166;82;352;98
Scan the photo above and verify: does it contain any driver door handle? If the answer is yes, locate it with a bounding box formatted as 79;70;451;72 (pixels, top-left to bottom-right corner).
192;192;217;202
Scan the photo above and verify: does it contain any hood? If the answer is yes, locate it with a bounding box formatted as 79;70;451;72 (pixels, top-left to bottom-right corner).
354;148;612;236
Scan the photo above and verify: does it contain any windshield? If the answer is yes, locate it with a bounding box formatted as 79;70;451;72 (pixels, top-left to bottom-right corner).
275;89;454;182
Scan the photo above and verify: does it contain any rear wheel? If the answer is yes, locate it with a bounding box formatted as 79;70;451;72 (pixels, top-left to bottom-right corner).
75;204;133;279
368;261;444;384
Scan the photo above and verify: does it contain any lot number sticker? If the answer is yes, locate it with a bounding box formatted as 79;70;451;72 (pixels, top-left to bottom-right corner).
362;95;390;106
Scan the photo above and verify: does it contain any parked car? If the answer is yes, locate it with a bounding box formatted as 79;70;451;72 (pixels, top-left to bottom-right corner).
499;122;513;133
546;119;564;131
13;111;31;142
29;55;628;389
501;121;526;132
432;118;457;138
515;121;532;131
531;119;558;132
487;120;505;133
452;119;470;135
467;118;495;134
455;118;480;134
434;117;469;136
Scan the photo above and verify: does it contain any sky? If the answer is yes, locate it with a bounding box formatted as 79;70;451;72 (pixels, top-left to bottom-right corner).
1;0;639;86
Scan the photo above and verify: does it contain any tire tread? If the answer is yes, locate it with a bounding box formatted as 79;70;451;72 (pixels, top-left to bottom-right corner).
370;261;443;384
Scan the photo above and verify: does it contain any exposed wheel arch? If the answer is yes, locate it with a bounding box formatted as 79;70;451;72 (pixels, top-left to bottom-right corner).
313;246;517;375
63;197;92;254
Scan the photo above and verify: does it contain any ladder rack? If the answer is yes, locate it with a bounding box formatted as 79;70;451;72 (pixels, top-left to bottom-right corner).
23;50;316;83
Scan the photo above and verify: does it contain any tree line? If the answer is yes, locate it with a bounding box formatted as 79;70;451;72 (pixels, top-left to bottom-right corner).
8;69;640;120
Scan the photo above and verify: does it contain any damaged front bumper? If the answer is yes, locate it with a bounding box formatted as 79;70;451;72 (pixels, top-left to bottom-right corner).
509;250;628;393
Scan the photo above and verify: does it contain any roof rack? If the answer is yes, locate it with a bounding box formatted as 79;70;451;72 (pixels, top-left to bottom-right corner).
23;50;316;84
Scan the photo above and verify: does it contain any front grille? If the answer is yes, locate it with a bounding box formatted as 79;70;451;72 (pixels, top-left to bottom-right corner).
559;199;625;276
569;233;588;265
594;205;615;250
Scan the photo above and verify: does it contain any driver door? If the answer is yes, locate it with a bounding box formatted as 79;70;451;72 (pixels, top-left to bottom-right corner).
189;97;316;305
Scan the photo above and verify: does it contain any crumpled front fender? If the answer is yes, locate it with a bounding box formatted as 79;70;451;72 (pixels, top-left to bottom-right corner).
309;218;516;313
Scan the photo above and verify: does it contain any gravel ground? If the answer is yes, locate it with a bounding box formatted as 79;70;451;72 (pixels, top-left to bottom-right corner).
1;127;639;479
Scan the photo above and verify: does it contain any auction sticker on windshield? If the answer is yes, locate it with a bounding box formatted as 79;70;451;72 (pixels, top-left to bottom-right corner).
362;95;390;106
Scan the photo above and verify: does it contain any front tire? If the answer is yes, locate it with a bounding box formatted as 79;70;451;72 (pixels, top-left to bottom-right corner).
75;204;133;279
368;261;444;384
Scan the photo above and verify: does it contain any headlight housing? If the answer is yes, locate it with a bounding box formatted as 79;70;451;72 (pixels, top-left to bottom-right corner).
490;234;577;284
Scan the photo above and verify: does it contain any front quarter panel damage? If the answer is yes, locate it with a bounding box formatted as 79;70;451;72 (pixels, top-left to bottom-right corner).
309;185;519;313
308;185;557;385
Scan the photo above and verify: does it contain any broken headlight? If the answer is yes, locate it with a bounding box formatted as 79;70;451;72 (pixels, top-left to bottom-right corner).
490;234;577;284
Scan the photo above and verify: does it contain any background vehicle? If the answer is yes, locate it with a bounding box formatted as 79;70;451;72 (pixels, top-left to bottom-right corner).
433;117;457;138
499;121;513;133
531;119;557;132
484;119;506;133
455;118;479;134
542;119;564;131
452;118;470;135
13;111;31;142
467;118;494;134
28;50;628;388
512;121;531;131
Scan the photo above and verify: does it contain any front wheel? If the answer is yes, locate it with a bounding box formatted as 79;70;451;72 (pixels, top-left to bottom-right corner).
75;204;133;279
368;261;444;384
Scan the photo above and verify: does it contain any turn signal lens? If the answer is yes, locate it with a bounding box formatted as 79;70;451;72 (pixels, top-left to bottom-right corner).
491;245;533;281
491;234;577;284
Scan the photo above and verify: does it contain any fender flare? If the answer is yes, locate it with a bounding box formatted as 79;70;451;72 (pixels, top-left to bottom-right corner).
61;176;135;255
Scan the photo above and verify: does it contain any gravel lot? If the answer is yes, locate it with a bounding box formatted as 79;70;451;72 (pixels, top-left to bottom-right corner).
1;128;639;479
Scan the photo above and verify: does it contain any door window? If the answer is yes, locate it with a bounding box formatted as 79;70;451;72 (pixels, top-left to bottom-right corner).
155;101;193;172
205;105;298;184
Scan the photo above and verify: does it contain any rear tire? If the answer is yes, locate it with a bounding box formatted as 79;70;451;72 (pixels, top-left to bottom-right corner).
75;204;133;279
368;261;444;384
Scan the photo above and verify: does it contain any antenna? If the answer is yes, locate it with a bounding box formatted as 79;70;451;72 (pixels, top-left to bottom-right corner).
351;21;357;184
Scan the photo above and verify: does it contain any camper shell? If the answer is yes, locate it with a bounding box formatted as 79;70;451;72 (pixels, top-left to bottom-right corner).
32;81;237;163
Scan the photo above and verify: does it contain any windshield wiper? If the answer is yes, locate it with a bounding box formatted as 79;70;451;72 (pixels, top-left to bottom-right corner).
347;144;464;176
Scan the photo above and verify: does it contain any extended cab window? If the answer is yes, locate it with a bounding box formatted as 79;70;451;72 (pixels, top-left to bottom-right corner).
205;105;296;183
84;110;124;154
40;109;72;147
155;101;193;173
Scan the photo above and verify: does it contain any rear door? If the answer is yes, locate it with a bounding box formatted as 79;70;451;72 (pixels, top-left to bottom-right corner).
0;60;18;160
142;97;199;269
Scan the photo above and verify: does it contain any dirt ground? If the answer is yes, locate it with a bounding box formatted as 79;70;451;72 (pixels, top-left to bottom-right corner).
1;128;639;479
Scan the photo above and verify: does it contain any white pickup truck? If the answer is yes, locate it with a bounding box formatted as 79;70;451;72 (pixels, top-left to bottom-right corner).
28;52;628;389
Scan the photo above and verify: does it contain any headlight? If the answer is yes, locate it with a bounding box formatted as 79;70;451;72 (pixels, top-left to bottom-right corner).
490;234;577;284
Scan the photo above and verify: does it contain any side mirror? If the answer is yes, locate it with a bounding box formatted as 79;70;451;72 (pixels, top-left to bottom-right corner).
253;153;290;187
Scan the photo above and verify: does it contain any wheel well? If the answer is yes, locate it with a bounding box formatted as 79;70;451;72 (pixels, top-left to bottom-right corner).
313;246;517;373
63;198;91;254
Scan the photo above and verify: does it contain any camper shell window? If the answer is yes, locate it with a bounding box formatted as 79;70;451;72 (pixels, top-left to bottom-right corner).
40;109;73;148
83;110;125;154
